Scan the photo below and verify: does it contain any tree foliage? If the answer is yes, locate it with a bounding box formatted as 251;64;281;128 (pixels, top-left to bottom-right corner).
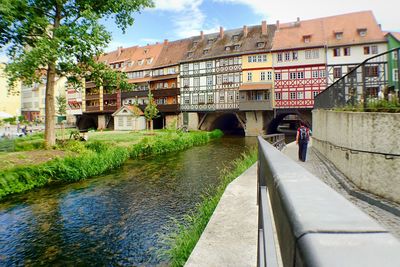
56;95;66;115
0;0;154;146
144;91;159;131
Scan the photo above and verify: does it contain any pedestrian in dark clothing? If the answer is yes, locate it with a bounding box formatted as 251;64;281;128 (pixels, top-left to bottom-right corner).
296;122;310;162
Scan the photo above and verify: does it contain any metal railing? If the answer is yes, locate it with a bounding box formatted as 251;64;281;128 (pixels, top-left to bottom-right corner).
315;47;400;110
257;136;400;267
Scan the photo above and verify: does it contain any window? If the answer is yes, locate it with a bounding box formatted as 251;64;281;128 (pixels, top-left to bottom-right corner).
194;77;200;86
228;91;234;102
217;75;222;84
371;45;378;54
192;95;198;104
264;92;270;100
232;35;239;42
343;47;351;56
333;67;342;78
203;49;209;55
219;94;225;102
393;51;398;60
207;76;213;86
297;72;304;79
184;96;190;104
284;52;290;61
335;32;343;40
358;29;367;37
305;50;312;59
183;78;189;87
290;72;297;80
247;72;253;81
260;72;266;81
225;46;231;51
183;64;189;72
312;70;319;78
146;58;153;64
267;71;272;80
303;35;311;43
187;52;193;57
248;56;253;63
207;94;214;103
199;94;205;104
257;42;265;48
207;39;214;45
290;92;296;99
194;63;199;71
312;49;319;59
138;59;144;65
275;92;281;100
275;73;281;80
333;48;340;57
364;46;370;55
297;91;304;99
277;53;283;62
365;66;379;77
234;45;240;51
257;55;263;62
319;70;326;78
393;69;399;81
292;51;298;61
206;61;212;70
313;91;319;98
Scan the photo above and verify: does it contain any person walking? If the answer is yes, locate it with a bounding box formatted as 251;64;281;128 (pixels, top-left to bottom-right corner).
296;122;310;162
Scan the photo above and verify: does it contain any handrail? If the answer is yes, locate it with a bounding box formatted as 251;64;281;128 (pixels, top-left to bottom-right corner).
257;136;400;267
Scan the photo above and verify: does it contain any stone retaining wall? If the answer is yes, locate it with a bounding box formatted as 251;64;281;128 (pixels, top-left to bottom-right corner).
312;110;400;203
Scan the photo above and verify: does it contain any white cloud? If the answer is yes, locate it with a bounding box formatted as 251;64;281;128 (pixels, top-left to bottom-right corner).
0;52;9;63
152;0;221;38
213;0;400;31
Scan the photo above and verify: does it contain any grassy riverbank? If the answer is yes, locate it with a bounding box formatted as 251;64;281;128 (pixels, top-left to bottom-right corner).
162;148;257;267
0;130;223;200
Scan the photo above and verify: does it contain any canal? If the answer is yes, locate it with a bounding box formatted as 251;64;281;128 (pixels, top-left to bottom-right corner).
0;137;257;266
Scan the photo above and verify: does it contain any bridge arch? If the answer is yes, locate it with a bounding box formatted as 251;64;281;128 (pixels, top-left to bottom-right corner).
200;112;245;136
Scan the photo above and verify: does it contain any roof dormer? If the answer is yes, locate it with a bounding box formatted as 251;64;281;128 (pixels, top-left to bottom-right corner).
334;31;343;40
357;28;367;37
303;34;312;43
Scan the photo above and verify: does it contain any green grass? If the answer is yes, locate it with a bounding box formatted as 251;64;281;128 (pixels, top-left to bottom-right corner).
160;148;257;267
0;130;223;200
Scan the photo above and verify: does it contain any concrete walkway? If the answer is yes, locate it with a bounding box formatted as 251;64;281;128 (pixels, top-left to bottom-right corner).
283;139;400;238
185;163;258;267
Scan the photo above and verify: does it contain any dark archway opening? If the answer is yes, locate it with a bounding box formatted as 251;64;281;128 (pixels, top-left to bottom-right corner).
211;113;245;136
153;115;164;129
267;113;301;143
76;115;97;131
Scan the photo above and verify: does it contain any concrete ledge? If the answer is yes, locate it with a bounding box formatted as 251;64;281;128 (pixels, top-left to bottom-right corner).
185;163;258;267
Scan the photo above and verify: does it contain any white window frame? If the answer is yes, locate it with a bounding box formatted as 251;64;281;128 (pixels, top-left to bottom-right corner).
260;72;266;81
247;72;253;82
277;53;283;62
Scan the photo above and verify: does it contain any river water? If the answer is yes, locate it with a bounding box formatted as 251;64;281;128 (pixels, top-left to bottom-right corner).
0;137;257;266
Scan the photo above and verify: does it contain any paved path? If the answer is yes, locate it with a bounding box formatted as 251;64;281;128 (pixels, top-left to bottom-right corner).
185;163;258;267
283;140;400;239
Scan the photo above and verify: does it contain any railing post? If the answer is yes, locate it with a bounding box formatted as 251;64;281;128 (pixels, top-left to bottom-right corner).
397;48;400;99
362;64;367;109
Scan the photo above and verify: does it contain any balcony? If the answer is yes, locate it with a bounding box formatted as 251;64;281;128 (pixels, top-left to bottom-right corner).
122;90;148;99
157;104;180;113
152;88;180;97
85;106;100;112
85;94;100;100
103;105;118;112
104;93;118;100
239;99;272;111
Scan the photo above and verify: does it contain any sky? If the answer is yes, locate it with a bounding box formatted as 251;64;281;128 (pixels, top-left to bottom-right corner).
0;0;399;62
103;0;400;52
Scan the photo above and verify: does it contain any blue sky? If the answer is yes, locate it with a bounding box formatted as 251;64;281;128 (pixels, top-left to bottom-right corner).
0;0;399;62
103;0;400;52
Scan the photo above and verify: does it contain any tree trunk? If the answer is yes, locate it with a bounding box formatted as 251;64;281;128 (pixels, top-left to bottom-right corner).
44;63;57;148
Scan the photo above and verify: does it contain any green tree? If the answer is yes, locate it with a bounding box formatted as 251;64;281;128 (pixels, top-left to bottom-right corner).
0;0;153;147
144;91;159;132
56;95;66;116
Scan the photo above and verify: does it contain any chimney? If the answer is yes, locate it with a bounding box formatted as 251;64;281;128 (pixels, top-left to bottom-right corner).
164;39;168;45
117;46;123;57
276;20;280;31
243;25;248;37
261;20;267;36
220;26;224;39
200;30;204;40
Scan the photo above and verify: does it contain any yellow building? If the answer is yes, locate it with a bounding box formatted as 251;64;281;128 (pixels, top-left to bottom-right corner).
0;63;21;117
240;52;274;110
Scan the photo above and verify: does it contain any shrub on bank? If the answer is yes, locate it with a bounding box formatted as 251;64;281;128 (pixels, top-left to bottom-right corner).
0;130;223;200
161;148;257;266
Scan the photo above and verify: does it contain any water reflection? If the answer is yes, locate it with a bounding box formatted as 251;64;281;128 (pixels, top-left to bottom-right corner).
0;137;256;266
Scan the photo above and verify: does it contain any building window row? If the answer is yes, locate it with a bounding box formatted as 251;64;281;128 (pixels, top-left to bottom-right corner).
277;51;298;62
333;47;351;57
364;45;378;55
248;54;267;63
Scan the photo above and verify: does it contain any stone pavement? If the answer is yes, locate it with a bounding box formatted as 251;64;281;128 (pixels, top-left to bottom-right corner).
185;163;258;267
283;139;400;239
